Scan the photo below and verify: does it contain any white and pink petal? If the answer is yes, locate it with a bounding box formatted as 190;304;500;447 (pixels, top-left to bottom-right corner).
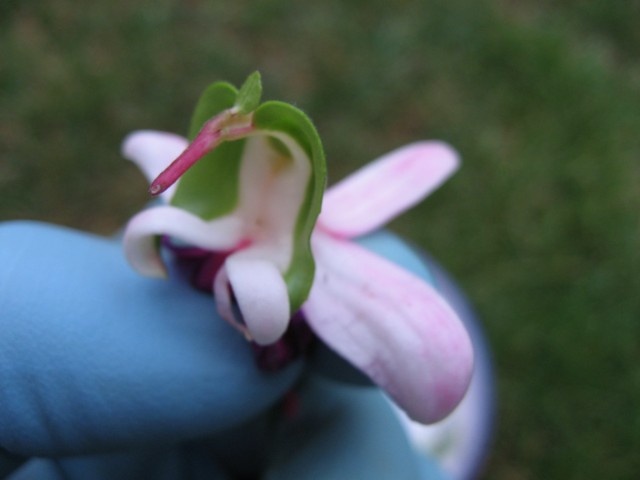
123;206;244;278
318;141;459;238
237;134;311;245
303;233;473;424
223;255;291;346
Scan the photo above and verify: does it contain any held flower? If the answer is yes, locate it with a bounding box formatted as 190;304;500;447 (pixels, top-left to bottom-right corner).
123;73;473;424
124;73;325;346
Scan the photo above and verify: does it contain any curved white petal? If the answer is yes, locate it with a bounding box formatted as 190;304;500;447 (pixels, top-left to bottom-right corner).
123;206;244;277
319;141;460;238
224;255;291;345
122;130;189;201
303;233;473;424
237;134;310;252
213;264;252;339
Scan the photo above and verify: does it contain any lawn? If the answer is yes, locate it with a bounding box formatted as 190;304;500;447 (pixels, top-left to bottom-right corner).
1;0;639;478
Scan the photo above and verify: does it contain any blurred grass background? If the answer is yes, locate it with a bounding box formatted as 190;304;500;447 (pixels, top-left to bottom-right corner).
1;0;639;478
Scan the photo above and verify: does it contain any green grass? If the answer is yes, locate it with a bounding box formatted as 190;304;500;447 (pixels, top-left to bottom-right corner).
2;1;639;478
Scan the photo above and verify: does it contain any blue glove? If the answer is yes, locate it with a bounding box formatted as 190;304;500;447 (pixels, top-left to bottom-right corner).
0;221;447;479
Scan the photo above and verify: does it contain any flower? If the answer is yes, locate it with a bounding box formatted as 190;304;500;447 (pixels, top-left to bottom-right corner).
123;74;473;424
123;74;325;347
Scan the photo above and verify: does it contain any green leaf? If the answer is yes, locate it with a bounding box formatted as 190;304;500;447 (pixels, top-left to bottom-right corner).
253;101;327;313
234;71;262;115
170;81;244;220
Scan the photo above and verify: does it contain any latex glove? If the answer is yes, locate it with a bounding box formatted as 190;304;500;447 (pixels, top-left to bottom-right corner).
2;377;446;480
0;221;301;456
0;221;447;479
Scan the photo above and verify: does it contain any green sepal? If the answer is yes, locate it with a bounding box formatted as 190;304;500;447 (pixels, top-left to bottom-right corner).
170;81;243;220
253;101;327;313
234;71;262;115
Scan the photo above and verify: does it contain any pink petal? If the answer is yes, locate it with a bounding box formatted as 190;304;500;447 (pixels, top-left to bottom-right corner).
303;233;473;424
216;254;291;346
121;130;189;200
123;206;244;277
318;142;459;238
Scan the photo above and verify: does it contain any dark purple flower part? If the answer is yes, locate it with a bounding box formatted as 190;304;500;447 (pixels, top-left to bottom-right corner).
252;311;316;372
162;236;231;292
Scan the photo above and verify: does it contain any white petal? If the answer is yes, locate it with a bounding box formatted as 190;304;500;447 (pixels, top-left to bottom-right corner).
319;141;459;238
123;206;244;277
236;134;310;255
122;130;189;201
213;264;252;339
303;233;473;424
224;255;291;346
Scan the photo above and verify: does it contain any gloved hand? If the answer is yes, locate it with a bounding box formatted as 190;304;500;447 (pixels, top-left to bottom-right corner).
0;221;447;479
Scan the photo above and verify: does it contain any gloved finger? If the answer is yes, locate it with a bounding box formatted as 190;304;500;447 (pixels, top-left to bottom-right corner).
6;447;230;480
263;376;447;480
0;221;302;457
0;448;26;478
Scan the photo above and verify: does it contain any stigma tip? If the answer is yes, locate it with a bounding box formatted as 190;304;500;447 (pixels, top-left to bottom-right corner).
149;183;163;196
